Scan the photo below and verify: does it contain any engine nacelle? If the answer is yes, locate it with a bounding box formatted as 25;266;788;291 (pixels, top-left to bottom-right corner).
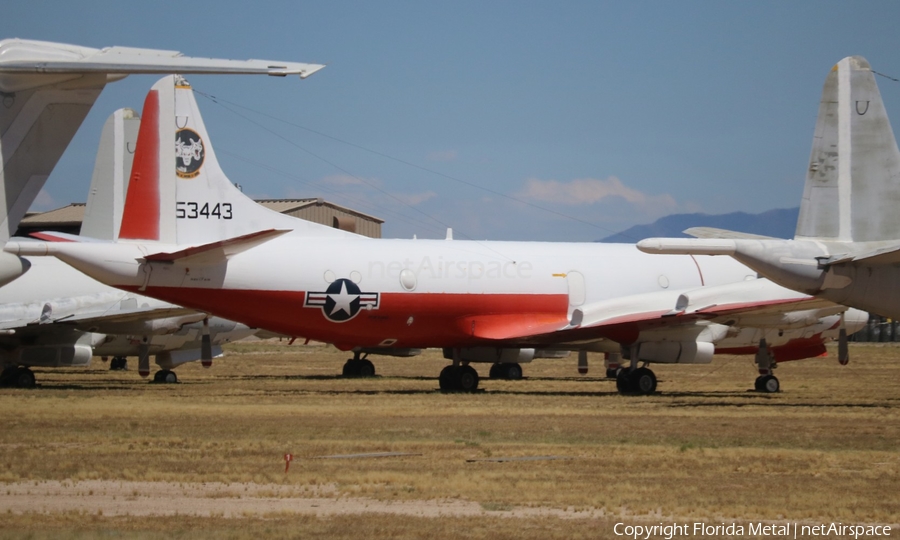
633;341;714;364
17;343;92;367
155;345;223;369
443;347;536;364
0;252;30;288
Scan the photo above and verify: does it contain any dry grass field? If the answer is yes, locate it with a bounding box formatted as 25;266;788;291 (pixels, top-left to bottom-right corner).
1;340;898;538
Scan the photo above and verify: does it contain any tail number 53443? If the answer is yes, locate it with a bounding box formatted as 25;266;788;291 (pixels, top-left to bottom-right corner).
176;202;233;220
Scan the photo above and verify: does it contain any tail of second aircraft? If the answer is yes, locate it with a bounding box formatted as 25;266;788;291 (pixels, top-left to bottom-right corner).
80;108;141;240
638;56;900;310
796;56;900;243
117;75;355;246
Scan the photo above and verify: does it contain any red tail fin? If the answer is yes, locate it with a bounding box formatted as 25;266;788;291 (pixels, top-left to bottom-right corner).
119;90;160;240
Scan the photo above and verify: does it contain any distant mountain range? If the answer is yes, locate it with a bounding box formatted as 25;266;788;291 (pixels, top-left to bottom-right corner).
599;207;800;243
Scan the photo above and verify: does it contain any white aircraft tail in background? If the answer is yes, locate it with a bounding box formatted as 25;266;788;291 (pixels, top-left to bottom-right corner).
639;56;900;320
0;38;324;287
80;107;140;240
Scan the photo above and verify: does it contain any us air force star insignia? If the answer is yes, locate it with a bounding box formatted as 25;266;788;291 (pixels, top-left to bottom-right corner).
304;278;379;322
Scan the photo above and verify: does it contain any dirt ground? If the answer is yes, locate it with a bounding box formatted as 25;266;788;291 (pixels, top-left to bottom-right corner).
0;479;612;519
1;341;898;538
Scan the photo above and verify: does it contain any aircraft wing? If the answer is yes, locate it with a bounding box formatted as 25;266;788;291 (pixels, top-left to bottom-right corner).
0;304;202;334
500;279;844;347
0;39;324;91
64;306;203;333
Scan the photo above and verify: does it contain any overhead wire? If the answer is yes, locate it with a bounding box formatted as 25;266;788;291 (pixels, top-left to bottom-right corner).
193;89;632;241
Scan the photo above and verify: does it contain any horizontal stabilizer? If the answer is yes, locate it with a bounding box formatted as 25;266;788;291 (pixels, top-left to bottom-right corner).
144;229;290;265
826;242;900;266
637;238;737;255
28;232;105;243
684;227;776;240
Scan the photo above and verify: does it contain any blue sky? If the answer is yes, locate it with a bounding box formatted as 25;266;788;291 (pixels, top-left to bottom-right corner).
6;1;900;241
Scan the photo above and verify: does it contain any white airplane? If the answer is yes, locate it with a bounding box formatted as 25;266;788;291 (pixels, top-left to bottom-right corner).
0;107;255;388
11;75;867;394
637;57;900;322
0;38;324;289
0;38;324;387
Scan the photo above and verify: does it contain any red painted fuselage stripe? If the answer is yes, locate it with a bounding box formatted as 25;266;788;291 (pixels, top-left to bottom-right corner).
123;286;570;348
119;90;160;240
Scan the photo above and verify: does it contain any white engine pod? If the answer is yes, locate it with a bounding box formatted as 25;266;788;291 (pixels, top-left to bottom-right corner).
636;341;714;364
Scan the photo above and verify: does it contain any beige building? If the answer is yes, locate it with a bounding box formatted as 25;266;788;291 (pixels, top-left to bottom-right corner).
16;198;383;239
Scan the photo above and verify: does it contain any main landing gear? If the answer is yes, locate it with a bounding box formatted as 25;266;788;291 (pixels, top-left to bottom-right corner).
109;356;128;370
439;348;479;392
615;347;656;395
0;366;36;388
754;338;779;393
616;367;657;395
439;365;479;392
488;362;522;380
342;352;375;378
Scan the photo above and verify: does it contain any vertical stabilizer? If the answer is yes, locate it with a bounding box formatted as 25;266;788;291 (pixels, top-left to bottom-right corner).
796;56;900;242
81;108;140;240
121;76;356;245
0;37;326;244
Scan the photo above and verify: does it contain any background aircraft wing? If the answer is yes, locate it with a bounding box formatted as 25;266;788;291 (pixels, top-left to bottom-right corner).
0;305;202;334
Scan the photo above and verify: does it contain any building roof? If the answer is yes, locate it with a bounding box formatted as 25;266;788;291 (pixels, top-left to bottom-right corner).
255;198;384;224
19;203;86;227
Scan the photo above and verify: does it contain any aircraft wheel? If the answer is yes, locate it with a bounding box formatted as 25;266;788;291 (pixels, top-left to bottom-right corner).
0;366;17;387
342;359;360;377
357;359;376;377
458;365;479;392
110;357;128;371
753;376;764;391
605;368;618;379
14;367;35;389
439;365;459;391
153;370;178;384
632;367;657;395
489;363;502;379
759;374;779;393
615;370;631;393
503;363;522;380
